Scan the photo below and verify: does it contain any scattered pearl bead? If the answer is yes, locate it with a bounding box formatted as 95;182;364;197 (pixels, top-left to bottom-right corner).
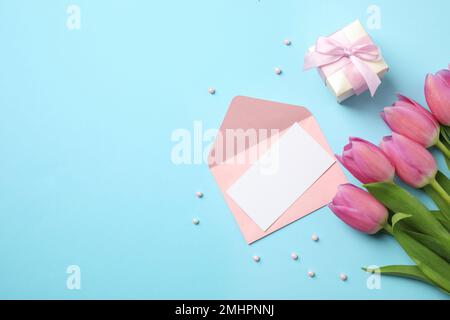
340;273;348;281
308;271;315;278
274;67;282;75
192;218;200;225
311;234;319;242
291;253;299;261
284;39;291;46
253;255;261;263
208;88;216;95
196;191;204;199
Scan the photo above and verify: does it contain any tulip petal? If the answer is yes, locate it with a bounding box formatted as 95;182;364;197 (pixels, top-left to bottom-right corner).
337;138;394;184
339;144;372;183
380;136;421;187
382;106;439;147
330;204;381;234
392;134;437;174
337;184;388;220
396;94;437;124
383;137;422;182
425;74;450;125
351;139;394;183
437;69;450;87
381;134;437;188
329;184;388;235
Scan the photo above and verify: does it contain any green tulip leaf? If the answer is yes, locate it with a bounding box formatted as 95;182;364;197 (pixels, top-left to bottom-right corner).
439;131;450;169
391;213;450;294
423;184;450;220
441;126;450;145
364;182;450;243
436;171;450;194
424;172;450;222
392;212;412;228
391;212;450;261
363;265;433;286
404;229;450;262
365;182;429;217
432;211;450;232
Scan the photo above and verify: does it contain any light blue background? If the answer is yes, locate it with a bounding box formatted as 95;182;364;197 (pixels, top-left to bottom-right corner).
0;0;449;300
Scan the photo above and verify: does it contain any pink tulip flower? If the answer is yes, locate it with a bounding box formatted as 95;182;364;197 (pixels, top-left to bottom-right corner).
380;133;437;188
381;94;440;148
425;68;450;125
336;137;395;184
329;184;388;234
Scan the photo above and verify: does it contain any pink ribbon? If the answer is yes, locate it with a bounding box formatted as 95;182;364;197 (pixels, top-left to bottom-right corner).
304;36;382;96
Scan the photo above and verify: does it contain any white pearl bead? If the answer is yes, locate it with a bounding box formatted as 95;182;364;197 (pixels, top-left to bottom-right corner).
274;67;282;75
340;273;348;281
196;191;204;198
284;39;291;46
311;234;319;242
192;218;200;225
253;255;261;263
291;253;299;260
208;88;216;95
308;271;315;278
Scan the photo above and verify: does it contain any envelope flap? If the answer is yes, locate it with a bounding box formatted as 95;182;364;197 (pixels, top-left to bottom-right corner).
208;96;312;169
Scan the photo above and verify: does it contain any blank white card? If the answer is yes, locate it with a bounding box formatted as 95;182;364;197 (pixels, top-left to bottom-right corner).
227;123;335;231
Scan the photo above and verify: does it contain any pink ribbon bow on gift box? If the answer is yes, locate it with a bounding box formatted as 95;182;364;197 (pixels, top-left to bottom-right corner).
304;35;382;96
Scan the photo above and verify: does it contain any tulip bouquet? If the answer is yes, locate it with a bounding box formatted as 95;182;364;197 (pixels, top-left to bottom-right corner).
329;66;450;294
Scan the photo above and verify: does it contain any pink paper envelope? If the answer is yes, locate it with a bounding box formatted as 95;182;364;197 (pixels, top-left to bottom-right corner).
208;96;347;244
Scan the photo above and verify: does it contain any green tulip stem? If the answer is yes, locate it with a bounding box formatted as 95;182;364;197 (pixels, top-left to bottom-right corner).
436;140;450;159
429;178;450;206
383;224;394;236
